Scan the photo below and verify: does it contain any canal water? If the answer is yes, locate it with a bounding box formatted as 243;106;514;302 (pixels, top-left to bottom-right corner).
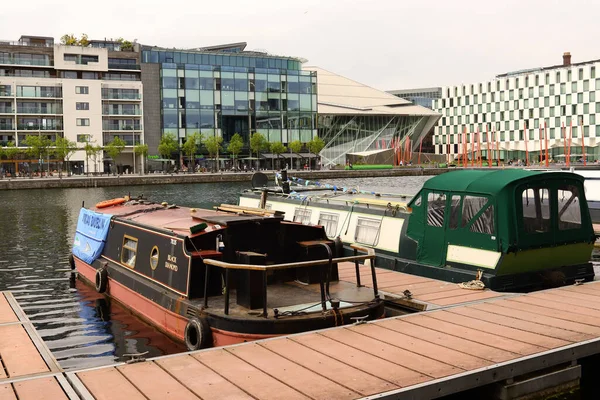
0;175;428;371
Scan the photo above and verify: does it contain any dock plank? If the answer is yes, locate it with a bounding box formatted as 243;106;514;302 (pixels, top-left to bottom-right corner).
429;310;569;349
406;314;545;355
428;290;505;306
78;367;145;400
193;349;309;400
0;324;48;377
459;304;593;342
156;355;252;400
0;294;17;324
0;384;16;400
504;298;600;327
13;377;68;400
517;293;600;317
320;328;462;378
376;318;520;363
348;323;490;370
227;342;358;400
261;338;397;396
291;334;429;387
117;362;198;400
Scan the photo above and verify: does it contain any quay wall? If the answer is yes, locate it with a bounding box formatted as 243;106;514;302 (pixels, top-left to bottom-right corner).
0;168;448;190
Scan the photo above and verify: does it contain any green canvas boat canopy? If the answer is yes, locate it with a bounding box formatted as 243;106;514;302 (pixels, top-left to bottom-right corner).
406;169;594;270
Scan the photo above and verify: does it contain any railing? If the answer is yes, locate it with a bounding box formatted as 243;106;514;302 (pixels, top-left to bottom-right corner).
0;58;52;66
102;125;142;131
17;107;62;114
108;63;141;70
0;92;12;97
101;93;141;100
17;124;62;130
202;243;378;318
102;109;141;115
0;124;13;130
0;108;13;113
0;40;54;48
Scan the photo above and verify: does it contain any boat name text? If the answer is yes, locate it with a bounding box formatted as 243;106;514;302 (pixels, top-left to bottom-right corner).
165;254;178;271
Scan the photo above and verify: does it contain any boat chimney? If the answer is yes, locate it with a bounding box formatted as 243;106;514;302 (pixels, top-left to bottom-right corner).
563;52;571;66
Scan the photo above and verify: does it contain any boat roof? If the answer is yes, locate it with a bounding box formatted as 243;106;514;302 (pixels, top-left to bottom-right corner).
93;202;281;236
422;169;584;196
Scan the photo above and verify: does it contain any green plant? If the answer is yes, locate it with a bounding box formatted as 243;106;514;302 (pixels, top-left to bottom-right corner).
182;132;202;173
288;140;302;169
270;141;287;170
24;135;52;175
78;34;89;47
203;135;223;172
4;141;19;161
60;34;78;46
53;137;77;177
227;133;244;170
307;136;325;170
134;143;149;174
250;132;269;170
105;137;126;175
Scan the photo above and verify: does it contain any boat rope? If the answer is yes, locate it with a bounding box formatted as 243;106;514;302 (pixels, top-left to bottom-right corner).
458;270;486;290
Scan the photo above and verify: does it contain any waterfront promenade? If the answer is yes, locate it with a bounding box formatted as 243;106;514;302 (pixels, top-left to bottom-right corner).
0;168;446;190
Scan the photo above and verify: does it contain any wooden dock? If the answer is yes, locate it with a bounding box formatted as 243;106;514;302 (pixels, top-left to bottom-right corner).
62;279;600;399
0;292;77;399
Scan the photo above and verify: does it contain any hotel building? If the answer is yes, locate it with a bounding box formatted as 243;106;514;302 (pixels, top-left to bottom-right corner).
432;53;600;163
0;35;143;174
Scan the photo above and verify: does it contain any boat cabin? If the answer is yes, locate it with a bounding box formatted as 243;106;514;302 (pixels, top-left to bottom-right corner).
406;169;595;289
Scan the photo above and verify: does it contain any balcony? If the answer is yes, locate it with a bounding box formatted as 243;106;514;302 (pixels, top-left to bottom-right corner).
102;109;141;116
0;92;12;97
102;124;142;131
17;124;63;131
0;108;13;114
16;93;62;99
0;123;13;130
101;93;141;100
0;57;52;67
17;107;63;115
108;63;141;71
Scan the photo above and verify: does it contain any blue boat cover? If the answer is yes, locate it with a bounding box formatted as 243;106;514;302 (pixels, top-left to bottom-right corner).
72;208;112;264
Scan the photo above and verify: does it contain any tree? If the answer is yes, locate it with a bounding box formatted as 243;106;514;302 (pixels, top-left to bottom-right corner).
60;34;78;46
182;132;202;173
78;34;89;47
227;133;244;170
24;135;52;176
53;137;77;177
157;133;178;171
307;136;325;170
105;137;126;175
250;132;269;170
83;139;98;175
269;141;287;171
134;143;149;174
288;140;302;170
116;37;134;51
203;135;223;172
4;141;20;175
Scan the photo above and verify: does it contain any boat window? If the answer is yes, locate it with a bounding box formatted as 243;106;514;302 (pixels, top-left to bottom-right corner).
150;246;159;270
318;212;339;237
355;217;381;246
558;185;582;230
521;187;551;233
121;235;138;268
413;195;422;207
469;205;495;234
461;196;487;227
293;208;312;225
449;195;461;229
427;192;446;227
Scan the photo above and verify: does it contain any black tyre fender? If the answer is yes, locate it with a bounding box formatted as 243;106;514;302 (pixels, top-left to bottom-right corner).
184;317;212;351
95;268;108;293
69;254;76;270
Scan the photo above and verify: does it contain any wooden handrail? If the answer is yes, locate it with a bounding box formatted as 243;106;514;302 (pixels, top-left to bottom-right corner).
203;253;374;271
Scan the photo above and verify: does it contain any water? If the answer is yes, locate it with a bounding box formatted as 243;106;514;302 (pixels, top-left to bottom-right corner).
0;175;429;371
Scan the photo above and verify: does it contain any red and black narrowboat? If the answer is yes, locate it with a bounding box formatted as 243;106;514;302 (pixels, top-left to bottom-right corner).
71;197;383;350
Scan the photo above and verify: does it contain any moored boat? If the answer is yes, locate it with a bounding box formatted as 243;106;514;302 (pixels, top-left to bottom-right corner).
71;198;384;350
240;169;596;291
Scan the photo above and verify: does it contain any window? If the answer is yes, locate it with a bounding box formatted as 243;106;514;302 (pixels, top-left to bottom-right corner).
293;208;312;224
76;102;89;110
318;212;339;237
76;134;90;143
427;192;446;227
461;196;494;234
521;187;550;233
558;186;582;230
121;235;138;268
76;86;89;94
76;118;90;126
355;218;381;246
449;195;461;229
150;246;159;270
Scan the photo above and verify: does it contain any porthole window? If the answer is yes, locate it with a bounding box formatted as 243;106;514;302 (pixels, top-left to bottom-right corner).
150;246;159;270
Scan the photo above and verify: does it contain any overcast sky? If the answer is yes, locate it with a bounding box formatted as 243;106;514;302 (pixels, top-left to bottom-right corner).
2;0;599;91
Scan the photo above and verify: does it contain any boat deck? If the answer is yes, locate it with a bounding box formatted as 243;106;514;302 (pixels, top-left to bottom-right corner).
0;292;77;399
337;261;511;309
62;278;600;399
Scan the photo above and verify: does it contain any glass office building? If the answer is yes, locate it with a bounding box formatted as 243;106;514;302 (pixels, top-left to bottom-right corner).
141;46;317;148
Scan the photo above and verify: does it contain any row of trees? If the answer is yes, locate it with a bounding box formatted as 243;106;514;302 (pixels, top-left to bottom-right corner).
158;132;325;172
60;34;135;50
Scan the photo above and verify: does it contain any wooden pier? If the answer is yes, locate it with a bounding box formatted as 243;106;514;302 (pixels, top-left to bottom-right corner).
0;292;77;399
6;267;600;399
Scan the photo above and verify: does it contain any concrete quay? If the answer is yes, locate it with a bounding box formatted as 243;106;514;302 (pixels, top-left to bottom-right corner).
0;168;447;190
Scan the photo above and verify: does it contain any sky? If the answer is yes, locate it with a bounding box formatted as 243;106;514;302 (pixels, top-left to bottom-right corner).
2;0;600;91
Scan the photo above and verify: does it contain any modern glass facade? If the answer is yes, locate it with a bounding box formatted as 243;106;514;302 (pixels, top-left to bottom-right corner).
389;88;442;110
142;48;317;147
